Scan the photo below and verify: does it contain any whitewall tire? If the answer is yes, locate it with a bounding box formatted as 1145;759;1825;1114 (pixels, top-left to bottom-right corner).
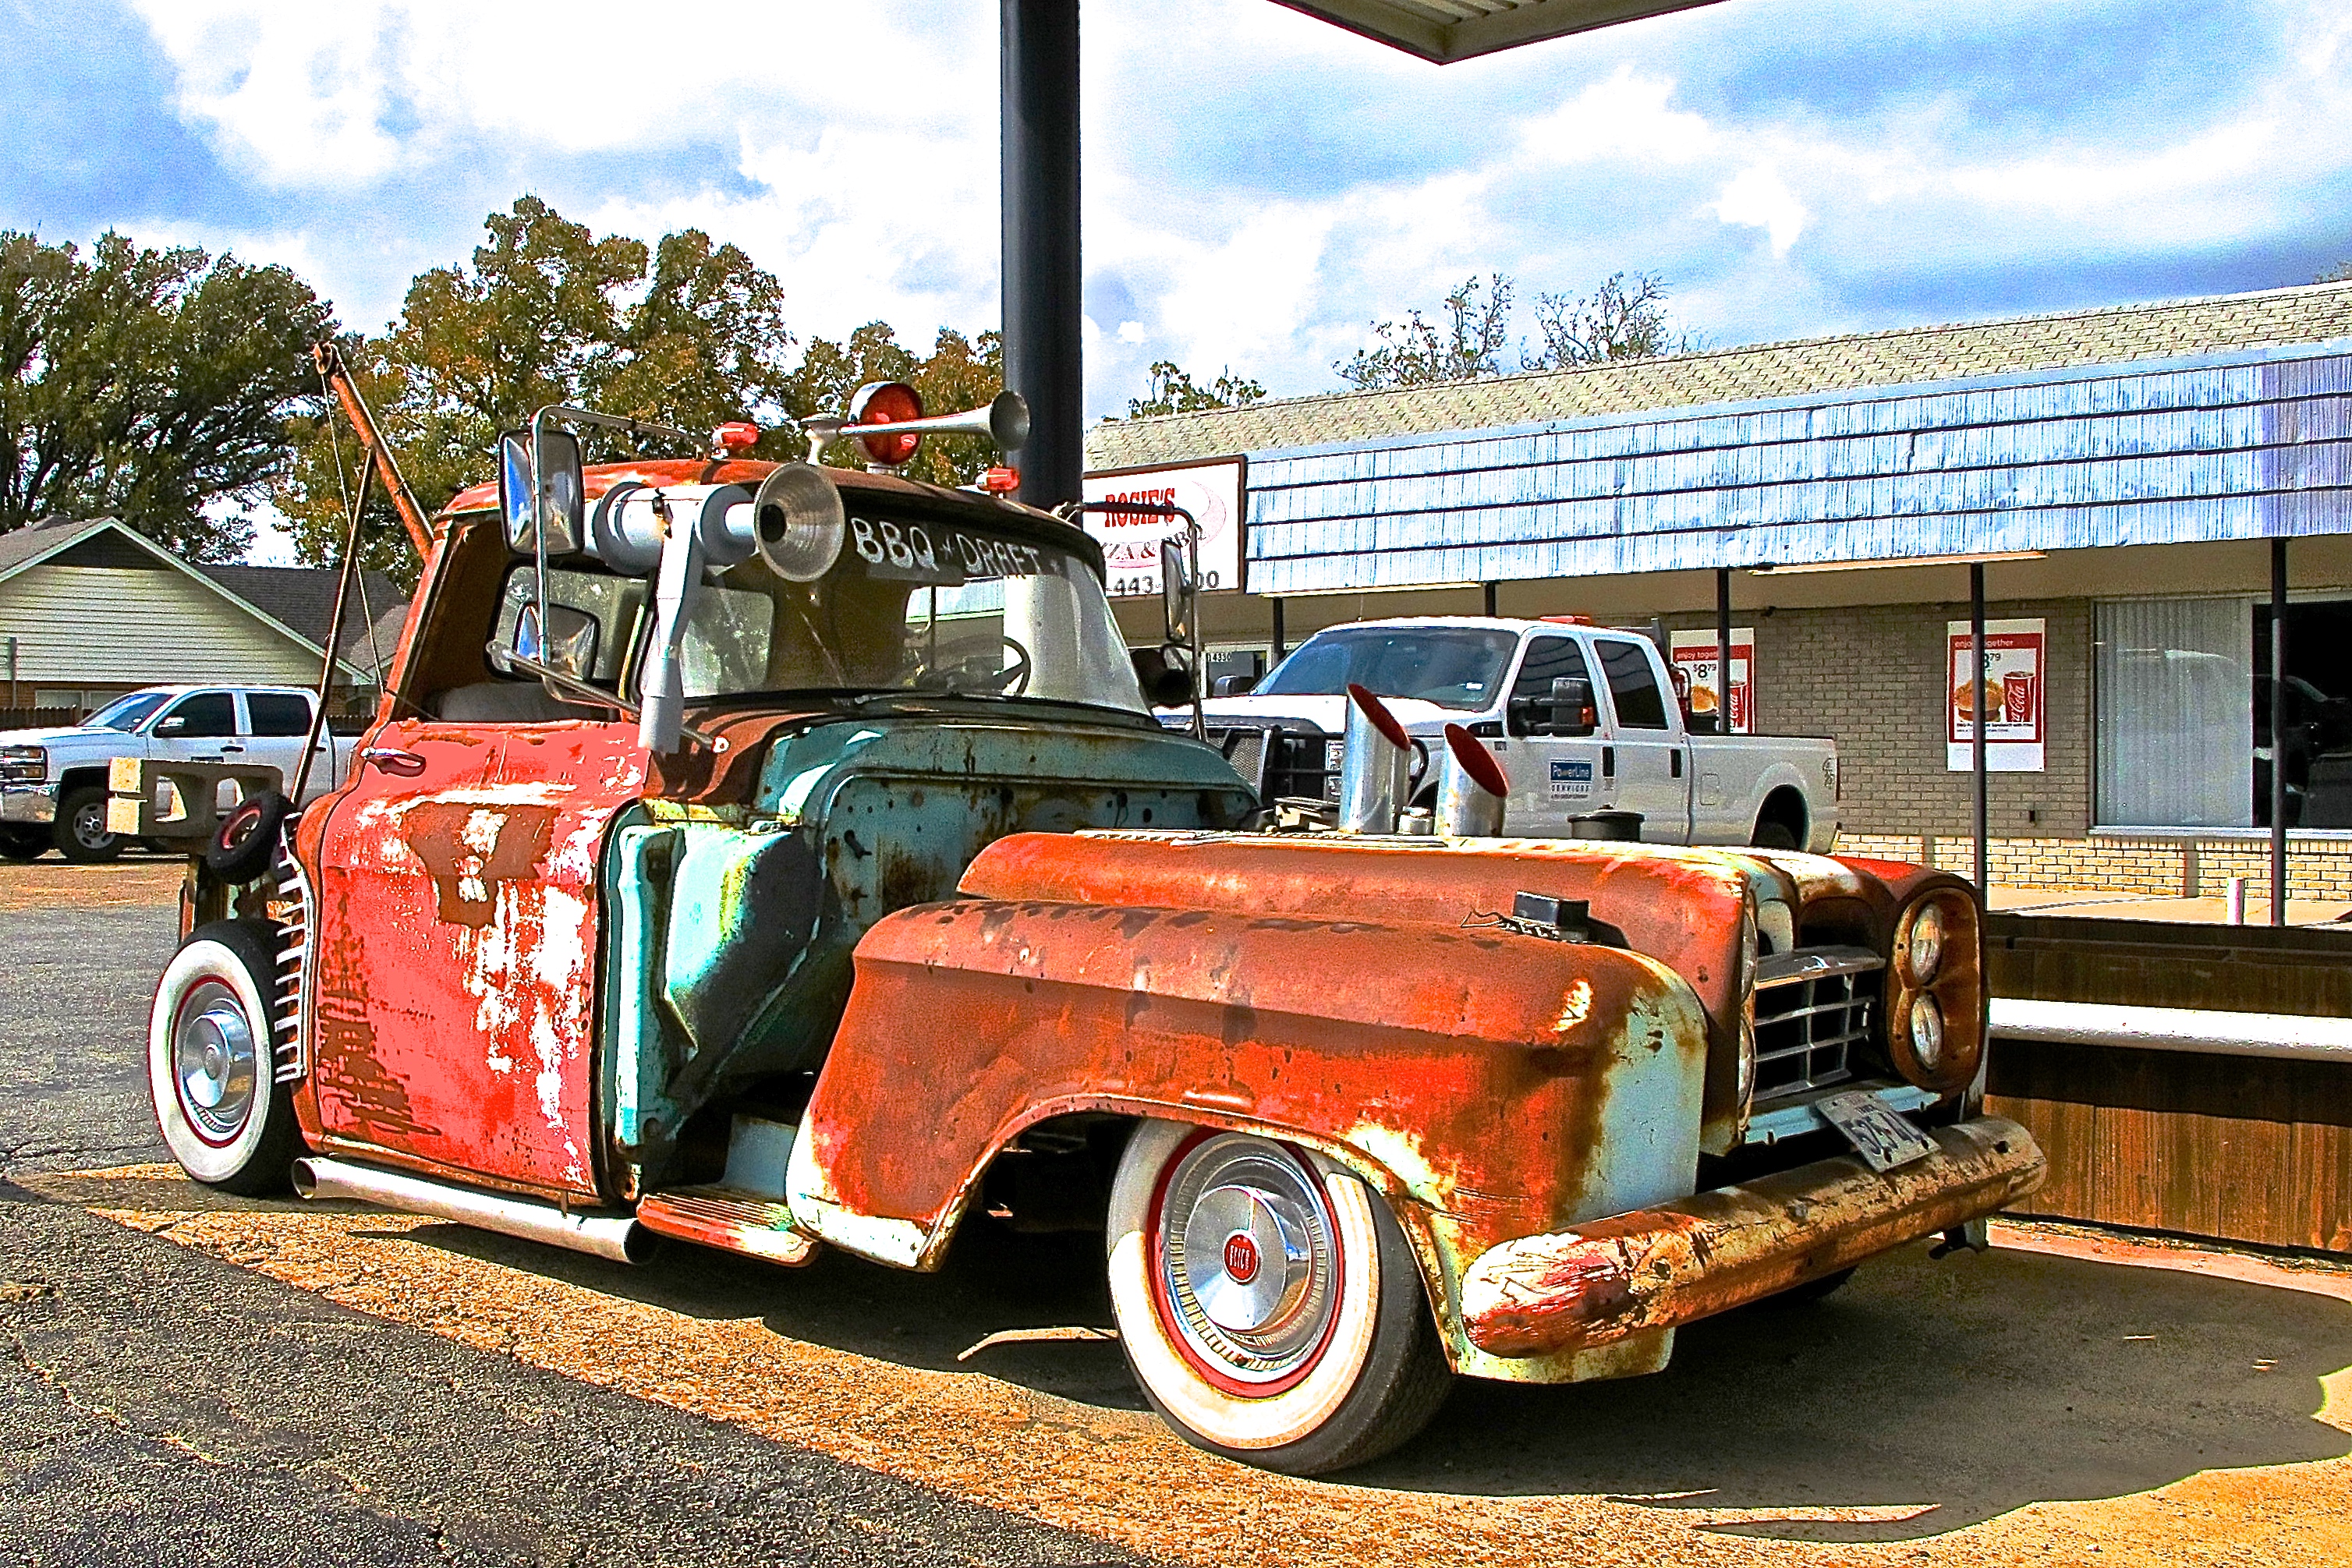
148;920;299;1195
1107;1120;1452;1474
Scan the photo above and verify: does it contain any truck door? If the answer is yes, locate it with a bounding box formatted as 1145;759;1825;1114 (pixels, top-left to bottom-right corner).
1593;637;1692;841
305;707;643;1202
1496;634;1606;833
147;690;239;766
240;691;333;801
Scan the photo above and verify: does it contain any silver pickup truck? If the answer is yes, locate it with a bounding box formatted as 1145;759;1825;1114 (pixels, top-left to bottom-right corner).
0;685;357;862
1197;616;1840;850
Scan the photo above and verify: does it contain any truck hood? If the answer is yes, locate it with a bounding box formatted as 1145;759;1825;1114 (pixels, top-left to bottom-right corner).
0;724;129;750
1195;692;1479;735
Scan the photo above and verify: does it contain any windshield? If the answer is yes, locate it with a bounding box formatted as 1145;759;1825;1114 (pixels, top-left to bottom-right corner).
87;692;170;731
1256;626;1518;711
494;503;1146;715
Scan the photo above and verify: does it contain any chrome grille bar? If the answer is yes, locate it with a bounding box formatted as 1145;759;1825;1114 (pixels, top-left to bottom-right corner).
1752;944;1883;1099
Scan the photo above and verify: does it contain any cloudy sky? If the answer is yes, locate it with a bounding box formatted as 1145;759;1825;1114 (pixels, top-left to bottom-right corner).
7;0;2351;428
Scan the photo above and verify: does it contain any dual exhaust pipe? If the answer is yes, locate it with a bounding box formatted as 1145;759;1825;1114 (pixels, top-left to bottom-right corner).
1337;683;1508;837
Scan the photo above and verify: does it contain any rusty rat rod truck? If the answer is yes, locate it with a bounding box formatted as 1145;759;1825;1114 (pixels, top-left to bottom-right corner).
141;382;2043;1474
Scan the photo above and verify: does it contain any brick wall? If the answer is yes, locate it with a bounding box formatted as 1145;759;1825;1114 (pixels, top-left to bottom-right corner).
1667;596;2091;840
1838;832;2352;899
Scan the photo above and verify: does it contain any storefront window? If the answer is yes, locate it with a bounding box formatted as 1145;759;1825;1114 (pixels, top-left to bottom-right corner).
2098;596;2352;830
2095;598;2252;828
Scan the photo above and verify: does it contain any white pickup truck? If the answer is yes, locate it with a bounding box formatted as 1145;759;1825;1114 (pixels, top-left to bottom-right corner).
0;685;358;862
1197;616;1840;850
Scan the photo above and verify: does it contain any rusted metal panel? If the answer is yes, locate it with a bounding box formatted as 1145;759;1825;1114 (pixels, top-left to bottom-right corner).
1458;1116;2046;1358
300;717;644;1202
964;831;1797;1146
789;897;1711;1302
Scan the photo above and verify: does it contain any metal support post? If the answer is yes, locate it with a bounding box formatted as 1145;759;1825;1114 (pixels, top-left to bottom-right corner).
1482;580;1497;618
1715;567;1733;734
1270;596;1285;667
1001;0;1082;511
2271;536;2289;926
1971;563;1988;897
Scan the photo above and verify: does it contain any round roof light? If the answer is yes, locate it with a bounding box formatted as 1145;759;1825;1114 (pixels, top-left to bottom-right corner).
848;381;923;466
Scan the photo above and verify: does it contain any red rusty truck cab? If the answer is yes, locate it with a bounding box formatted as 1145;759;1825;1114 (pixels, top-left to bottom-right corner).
145;395;2042;1475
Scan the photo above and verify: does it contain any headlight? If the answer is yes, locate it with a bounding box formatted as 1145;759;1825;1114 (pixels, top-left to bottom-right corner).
1905;900;1945;985
0;745;46;784
1907;994;1945;1072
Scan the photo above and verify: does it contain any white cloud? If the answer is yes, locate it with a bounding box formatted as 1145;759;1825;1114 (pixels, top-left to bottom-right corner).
1713;165;1808;257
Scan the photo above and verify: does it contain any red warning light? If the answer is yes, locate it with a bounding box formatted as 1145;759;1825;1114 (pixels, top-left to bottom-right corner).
713;421;760;453
848;381;923;465
979;465;1020;494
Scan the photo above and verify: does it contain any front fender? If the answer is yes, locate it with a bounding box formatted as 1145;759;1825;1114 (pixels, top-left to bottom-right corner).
783;899;1711;1319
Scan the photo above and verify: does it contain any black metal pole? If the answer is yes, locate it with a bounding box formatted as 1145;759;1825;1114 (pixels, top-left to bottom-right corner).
1270;596;1285;667
1482;580;1497;618
1972;563;1989;896
1001;0;1082;511
1715;567;1734;734
2271;535;2289;926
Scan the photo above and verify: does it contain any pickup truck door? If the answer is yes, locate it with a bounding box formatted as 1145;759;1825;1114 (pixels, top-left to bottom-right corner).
240;691;335;800
147;690;239;766
1493;634;1607;832
1592;637;1692;842
304;713;645;1201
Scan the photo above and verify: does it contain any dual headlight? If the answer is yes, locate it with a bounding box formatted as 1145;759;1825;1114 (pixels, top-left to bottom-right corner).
1890;890;1977;1092
0;745;46;785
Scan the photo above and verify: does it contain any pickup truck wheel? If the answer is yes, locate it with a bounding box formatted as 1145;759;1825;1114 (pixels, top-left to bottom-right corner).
147;919;299;1195
205;791;290;884
1750;819;1800;851
0;827;44;862
1107;1121;1452;1475
52;786;124;862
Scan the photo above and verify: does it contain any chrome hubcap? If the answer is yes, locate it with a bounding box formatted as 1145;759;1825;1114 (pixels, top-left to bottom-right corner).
72;801;112;851
173;980;257;1142
1157;1135;1339;1385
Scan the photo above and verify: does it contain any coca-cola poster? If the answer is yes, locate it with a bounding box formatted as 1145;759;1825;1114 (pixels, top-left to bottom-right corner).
1667;628;1754;734
1946;618;2046;772
1079;457;1245;598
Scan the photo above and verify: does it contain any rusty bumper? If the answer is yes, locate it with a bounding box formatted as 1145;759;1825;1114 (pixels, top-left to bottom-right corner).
1458;1115;2045;1359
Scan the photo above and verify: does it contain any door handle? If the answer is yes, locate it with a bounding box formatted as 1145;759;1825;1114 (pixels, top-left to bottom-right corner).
1670;751;1683;779
361;746;427;778
221;743;245;753
1602;746;1616;777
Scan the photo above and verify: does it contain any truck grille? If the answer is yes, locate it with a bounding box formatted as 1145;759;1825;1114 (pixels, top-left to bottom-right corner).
271;834;313;1085
1750;946;1881;1099
1203;723;1334;804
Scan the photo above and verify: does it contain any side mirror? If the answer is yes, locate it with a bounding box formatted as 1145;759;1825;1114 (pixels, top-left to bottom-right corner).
493;600;600;681
498;427;585;557
1160;536;1197;646
1549;675;1597;736
1212;672;1259;697
154;715;186;735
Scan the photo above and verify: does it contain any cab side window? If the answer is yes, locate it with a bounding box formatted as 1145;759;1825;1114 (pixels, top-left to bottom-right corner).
160;692;237;738
1596;639;1670;729
1507;636;1592;735
246;693;311;736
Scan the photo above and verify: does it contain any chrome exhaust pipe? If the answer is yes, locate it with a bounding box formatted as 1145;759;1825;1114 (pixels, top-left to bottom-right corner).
1337;684;1413;834
1435;723;1509;837
292;1156;652;1265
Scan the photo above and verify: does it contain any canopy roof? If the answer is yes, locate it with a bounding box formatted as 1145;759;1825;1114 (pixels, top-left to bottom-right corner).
1280;0;1725;62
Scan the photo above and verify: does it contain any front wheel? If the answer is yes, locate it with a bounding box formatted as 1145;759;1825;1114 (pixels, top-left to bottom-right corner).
52;786;123;862
1107;1122;1452;1474
147;919;300;1195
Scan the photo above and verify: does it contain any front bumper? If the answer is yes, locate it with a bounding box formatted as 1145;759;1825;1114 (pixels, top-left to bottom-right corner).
1458;1115;2046;1358
1;783;56;826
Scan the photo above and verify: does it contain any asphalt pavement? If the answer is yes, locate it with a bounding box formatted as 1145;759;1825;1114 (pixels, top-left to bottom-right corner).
0;888;1144;1568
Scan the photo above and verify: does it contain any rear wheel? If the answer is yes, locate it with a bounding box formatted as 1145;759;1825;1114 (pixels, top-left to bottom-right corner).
1107;1121;1452;1474
147;919;299;1195
1750;819;1800;851
52;785;123;862
0;826;44;862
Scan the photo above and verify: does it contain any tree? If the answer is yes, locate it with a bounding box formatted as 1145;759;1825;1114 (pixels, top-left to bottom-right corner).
1522;271;1694;369
279;196;799;584
1126;360;1267;418
0;230;331;558
2319;261;2352;284
1333;274;1513;391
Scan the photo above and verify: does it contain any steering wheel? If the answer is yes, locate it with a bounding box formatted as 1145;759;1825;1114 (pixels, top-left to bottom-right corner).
991;635;1033;696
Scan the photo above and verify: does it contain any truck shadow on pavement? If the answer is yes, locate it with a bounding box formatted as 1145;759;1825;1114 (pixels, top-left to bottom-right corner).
391;1212;2352;1545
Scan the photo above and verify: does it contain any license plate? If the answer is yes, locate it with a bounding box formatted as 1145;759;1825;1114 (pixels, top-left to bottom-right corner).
1815;1091;1938;1173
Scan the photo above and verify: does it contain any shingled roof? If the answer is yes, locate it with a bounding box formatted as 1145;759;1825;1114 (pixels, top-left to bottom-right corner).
1086;278;2352;472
